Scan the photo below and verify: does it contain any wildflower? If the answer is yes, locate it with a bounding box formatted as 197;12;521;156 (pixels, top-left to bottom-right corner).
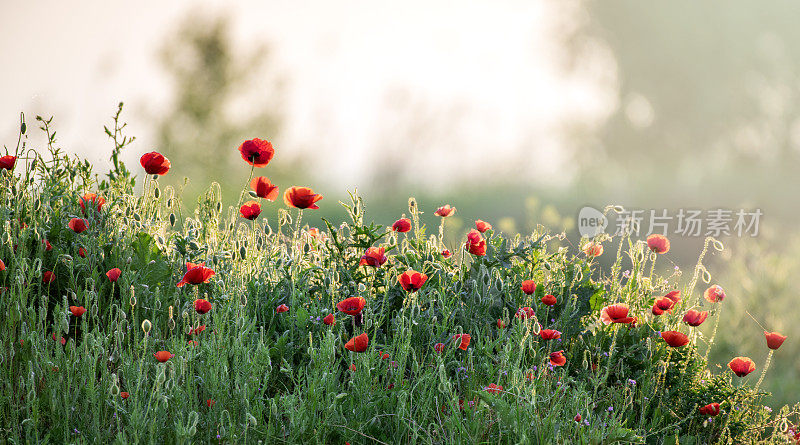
283;186;323;210
651;297;674;315
574;414;582;422
698;403;721;416
465;230;486;256
336;297;366;315
475;220;492;233
78;247;86;258
238;138;275;167
540;329;561;340
177;262;215;287
452;334;471;350
515;307;536;320
349;363;357;371
139;152;171;175
120;392;130;400
250;176;279;200
188;340;199;347
549;350;566;367
207;399;216;408
276;304;289;313
323;314;336;325
189;325;206;335
682;309;708;327
79;193;105;213
497;319;506;329
521;280;536;295
541;294;557;306
359;247;387;267
106;268;122;282
646;234;670;254
0;259;5;271
727;356;756;377
43;271;56;284
607;406;614;412
0;155;16;170
664;290;681;305
68;218;88;234
600;303;635;324
661;331;690;348
703;285;726;303
398;270;428;292
764;331;787;350
193;299;212;314
434;205;455;217
153;351;174;362
392;218;412;233
583;241;603;257
441;249;451;258
345;333;369;352
434;343;445;353
484;383;503;394
239;201;262;220
627;379;637;386
69;306;86;317
52;333;66;345
43;240;53;251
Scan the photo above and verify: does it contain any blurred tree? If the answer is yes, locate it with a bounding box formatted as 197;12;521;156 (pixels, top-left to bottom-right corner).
155;13;297;206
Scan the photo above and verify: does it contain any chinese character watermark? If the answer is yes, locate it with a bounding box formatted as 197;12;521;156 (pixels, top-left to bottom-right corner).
578;206;762;238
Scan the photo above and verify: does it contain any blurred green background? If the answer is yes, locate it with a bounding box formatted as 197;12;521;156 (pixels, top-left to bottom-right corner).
2;1;799;407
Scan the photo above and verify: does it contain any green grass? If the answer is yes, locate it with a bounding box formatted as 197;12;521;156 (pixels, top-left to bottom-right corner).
0;110;796;444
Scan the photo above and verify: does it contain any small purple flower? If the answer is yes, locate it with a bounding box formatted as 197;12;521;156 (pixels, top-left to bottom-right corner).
217;434;221;439
627;379;636;386
607;406;613;412
583;420;589;426
602;352;609;357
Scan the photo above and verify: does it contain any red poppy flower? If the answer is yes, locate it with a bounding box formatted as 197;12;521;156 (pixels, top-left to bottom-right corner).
574;414;582;422
250;176;279;200
398;270;428;292
765;331;787;350
0;259;5;271
392;218;412;232
497;319;506;329
177;263;216;287
43;240;53;251
540;329;561;340
52;333;66;345
484;383;503;394
661;331;690;348
727;356;755;377
69;306;86;317
549;350;566;367
465;230;487;256
43;271;55;284
475;220;492;233
434;205;456;217
600;304;634;325
345;333;369;352
698;403;720;416
68;218;88;234
120;392;130;400
239;200;262;220
521;280;536;295
140;152;171;175
336;297;366;315
651;297;675;315
276;304;289;313
441;249;451;258
646;234;670;254
79;193;105;213
452;333;471;350
541;294;557;306
703;285;726;303
283;186;323;210
106;268;122;282
682;310;708;327
78;247;86;258
664;290;681;305
323;314;336;325
349;363;357;371
194;298;212;314
189;325;206;335
153;351;174;363
434;342;445;353
0;155;16;170
359;247;387;267
583;241;603;257
515;307;536;320
238;138;274;167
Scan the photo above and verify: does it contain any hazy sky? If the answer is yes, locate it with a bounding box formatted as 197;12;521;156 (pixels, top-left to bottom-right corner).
0;0;617;189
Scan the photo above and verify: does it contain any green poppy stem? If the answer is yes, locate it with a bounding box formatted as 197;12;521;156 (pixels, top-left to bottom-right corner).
754;350;773;391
